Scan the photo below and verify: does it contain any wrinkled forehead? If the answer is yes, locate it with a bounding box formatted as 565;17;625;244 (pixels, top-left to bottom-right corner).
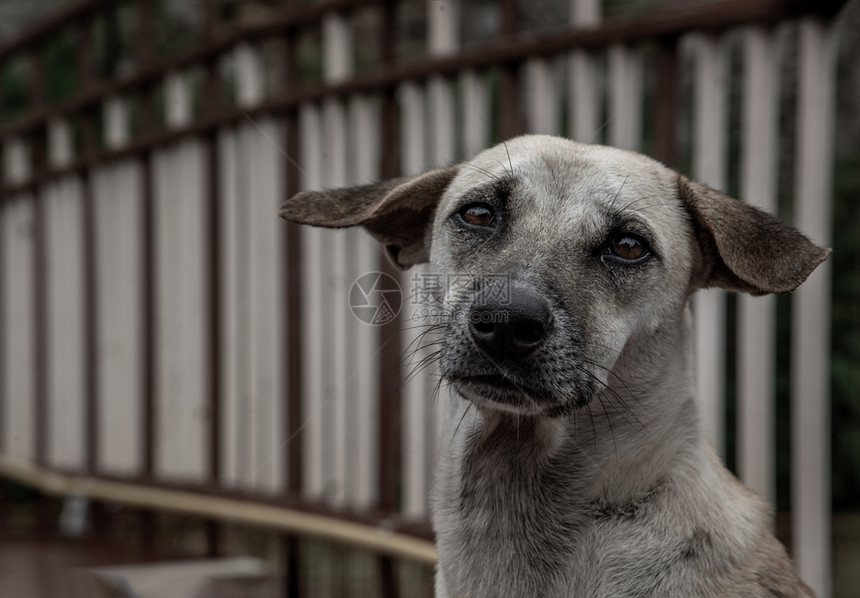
441;136;681;231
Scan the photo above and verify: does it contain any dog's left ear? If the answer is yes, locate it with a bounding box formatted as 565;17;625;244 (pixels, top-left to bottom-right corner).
679;175;831;295
278;166;460;269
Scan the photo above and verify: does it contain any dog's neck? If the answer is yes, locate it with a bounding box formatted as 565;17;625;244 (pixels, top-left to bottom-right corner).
437;307;703;506
432;306;730;596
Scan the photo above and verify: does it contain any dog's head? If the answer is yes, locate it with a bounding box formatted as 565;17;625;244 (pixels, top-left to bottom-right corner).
280;136;829;417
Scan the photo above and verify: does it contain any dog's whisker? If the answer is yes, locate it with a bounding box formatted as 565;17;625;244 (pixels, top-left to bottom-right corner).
463;162;505;184
402;350;443;387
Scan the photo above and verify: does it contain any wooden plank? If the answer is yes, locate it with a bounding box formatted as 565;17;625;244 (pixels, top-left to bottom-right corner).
298;103;327;500
690;33;729;456
791;18;834;598
428;0;458;164
94;161;143;475
154;72;207;481
1;195;36;462
568;50;601;143
608;43;642;151
526;58;560;135
568;0;601;143
323;12;354;509
245;115;286;494
399;80;431;520
737;25;778;505
233;43;286;494
104;96;130;149
461;70;490;158
218;126;243;490
45;119;85;470
348;94;381;510
3;139;34;463
323;95;351;507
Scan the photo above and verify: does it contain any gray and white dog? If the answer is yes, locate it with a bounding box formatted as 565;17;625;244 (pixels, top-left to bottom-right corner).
279;136;828;597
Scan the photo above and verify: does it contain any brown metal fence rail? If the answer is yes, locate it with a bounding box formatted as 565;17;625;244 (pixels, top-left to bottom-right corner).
0;0;848;596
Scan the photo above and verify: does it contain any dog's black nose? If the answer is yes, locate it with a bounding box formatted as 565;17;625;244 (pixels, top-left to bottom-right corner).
468;286;553;361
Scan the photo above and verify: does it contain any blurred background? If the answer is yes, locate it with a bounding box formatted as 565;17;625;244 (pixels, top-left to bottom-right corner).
0;0;858;596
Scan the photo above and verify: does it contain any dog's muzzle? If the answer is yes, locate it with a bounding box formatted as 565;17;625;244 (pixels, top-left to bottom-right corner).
468;286;553;362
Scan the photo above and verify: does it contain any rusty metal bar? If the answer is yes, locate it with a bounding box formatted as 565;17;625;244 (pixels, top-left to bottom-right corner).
31;42;49;470
0;0;114;62
378;2;402;597
499;0;524;139
202;0;223;559
0;148;4;459
283;30;303;499
0;0;847;142
281;1;304;594
136;0;157;483
81;167;99;474
33;186;48;468
32;192;48;469
75;15;101;477
654;37;680;168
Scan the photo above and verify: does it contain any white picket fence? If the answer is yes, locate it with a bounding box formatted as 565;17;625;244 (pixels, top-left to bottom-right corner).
0;0;840;595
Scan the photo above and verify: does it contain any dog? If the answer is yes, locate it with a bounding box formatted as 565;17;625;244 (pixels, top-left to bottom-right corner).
279;136;829;597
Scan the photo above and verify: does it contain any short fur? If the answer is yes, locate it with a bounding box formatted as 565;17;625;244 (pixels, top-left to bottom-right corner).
279;136;828;597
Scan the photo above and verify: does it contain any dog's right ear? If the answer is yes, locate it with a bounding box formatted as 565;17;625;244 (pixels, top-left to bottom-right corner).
678;175;830;295
278;166;460;269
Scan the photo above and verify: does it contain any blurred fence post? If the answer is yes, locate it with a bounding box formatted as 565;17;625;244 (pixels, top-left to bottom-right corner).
691;33;729;457
792;17;835;598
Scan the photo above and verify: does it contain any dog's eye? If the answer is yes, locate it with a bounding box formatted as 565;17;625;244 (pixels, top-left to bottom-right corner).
608;233;650;263
458;203;495;228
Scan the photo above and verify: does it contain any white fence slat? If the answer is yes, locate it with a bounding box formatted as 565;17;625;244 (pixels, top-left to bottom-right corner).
298;103;327;500
428;0;459;56
44;119;85;469
402;265;430;520
323;13;352;83
571;0;600;26
792;18;835;598
218;127;243;489
569;0;601;143
246;117;286;494
235;42;265;106
228;42;286;493
608;44;642;152
568;51;600;143
157;70;205;479
48;119;73;167
2;196;35;462
527;58;560;136
399;81;434;519
154;137;208;481
165;72;192;128
45;177;86;470
691;33;729;456
4;138;29;186
461;70;490;159
400;83;427;177
94;162;142;475
348;95;381;509
429;77;457;165
323;12;355;506
105;96;130;149
737;26;778;505
428;0;458;164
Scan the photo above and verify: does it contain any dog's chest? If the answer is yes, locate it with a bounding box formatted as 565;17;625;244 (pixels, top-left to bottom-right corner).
432;424;695;597
434;428;594;596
